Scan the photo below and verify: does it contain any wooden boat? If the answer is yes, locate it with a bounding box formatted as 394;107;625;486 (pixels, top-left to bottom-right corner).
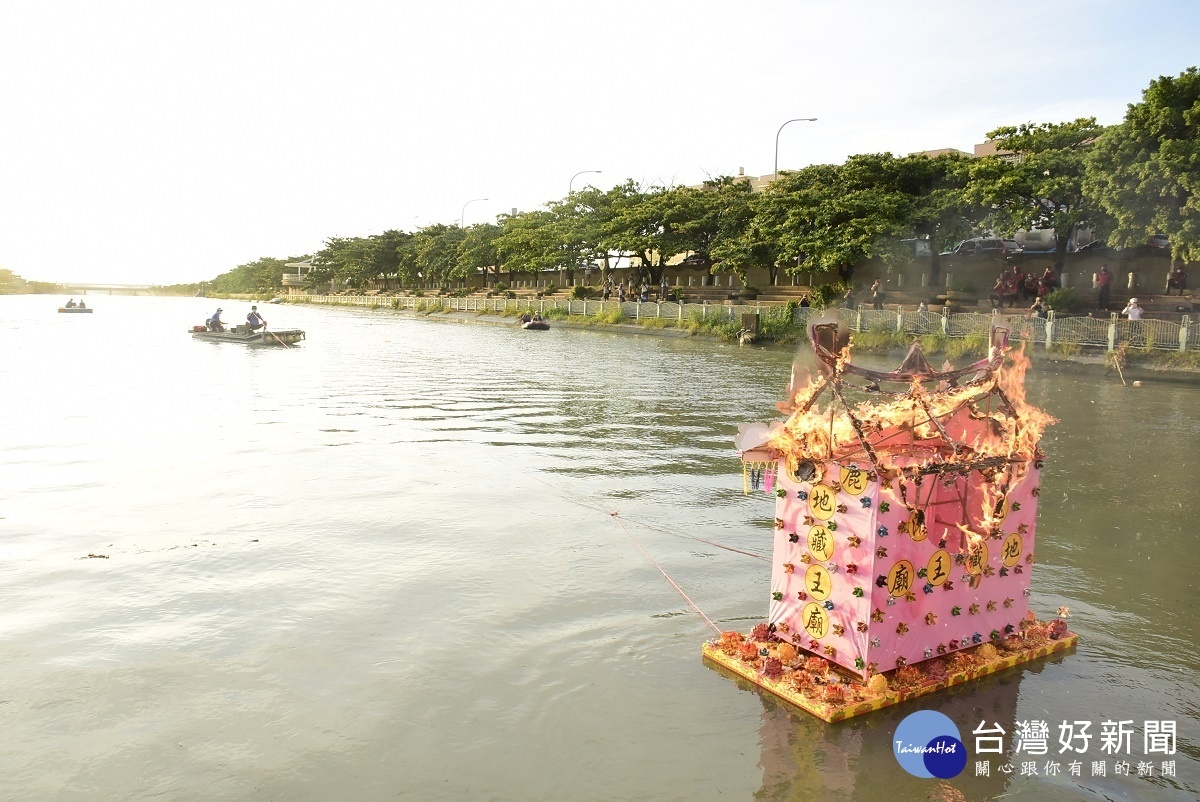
58;307;93;313
521;320;550;331
189;325;304;346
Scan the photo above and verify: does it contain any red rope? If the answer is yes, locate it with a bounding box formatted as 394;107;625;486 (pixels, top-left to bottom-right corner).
609;512;723;636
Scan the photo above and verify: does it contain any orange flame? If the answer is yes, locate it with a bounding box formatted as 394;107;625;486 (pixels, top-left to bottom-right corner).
766;342;1055;541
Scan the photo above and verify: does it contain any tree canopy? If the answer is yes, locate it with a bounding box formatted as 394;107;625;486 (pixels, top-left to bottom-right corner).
1086;66;1200;263
971;118;1107;270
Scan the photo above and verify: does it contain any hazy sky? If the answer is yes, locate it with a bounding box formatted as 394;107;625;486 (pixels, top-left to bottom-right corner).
1;0;1196;285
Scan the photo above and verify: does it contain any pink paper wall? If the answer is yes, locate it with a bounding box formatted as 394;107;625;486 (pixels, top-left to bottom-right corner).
767;457;1039;678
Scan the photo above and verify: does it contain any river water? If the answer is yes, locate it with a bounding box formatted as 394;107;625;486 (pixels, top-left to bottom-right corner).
1;294;1195;801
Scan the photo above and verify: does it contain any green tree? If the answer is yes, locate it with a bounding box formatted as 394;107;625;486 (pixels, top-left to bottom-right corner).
553;186;622;285
456;222;502;287
711;186;786;285
602;181;685;283
412;224;466;288
972;118;1107;270
671;177;756;281
367;230;412;287
0;268;21;293
762;157;910;285
211;257;289;294
495;209;564;285
889;152;980;284
1085;66;1200;262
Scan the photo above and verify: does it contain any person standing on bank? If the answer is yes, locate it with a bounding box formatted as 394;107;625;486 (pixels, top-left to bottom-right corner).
1167;264;1187;296
1096;264;1113;310
246;305;268;332
870;278;885;310
1120;297;1144;346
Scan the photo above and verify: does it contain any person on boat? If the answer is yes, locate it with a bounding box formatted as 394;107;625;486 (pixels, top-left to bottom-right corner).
246;305;267;332
207;308;225;332
531;312;543;322
519;312;532;324
77;300;86;309
64;299;77;308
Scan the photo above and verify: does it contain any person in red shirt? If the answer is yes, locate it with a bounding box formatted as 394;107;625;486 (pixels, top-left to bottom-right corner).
1038;266;1059;298
1095;264;1113;310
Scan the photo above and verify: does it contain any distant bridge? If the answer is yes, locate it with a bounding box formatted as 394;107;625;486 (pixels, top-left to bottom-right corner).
58;282;156;296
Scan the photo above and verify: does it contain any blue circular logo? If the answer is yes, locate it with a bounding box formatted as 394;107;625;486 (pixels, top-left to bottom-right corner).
893;710;967;779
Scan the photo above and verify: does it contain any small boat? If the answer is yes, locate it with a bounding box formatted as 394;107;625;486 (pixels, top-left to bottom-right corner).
521;320;550;331
58;306;93;314
189;325;304;346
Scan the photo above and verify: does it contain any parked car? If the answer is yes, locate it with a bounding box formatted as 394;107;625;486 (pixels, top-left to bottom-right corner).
941;238;1023;257
1149;234;1170;250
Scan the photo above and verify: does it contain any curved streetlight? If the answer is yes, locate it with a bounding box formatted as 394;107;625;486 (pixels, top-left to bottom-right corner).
459;198;489;227
569;170;602;195
774;117;818;182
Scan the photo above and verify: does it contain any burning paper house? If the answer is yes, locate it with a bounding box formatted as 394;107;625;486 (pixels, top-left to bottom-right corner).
734;315;1057;680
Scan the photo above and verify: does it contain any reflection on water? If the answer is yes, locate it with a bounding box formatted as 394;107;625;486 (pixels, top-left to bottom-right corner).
0;295;1195;800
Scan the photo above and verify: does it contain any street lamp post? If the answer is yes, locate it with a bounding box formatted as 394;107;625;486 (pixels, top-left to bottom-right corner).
459;198;489;227
774;117;818;182
569;170;602;195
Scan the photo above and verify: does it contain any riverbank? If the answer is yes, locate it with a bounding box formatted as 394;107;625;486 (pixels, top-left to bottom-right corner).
287;297;1200;384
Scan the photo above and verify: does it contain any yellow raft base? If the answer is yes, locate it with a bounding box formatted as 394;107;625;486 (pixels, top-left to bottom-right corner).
702;632;1078;723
